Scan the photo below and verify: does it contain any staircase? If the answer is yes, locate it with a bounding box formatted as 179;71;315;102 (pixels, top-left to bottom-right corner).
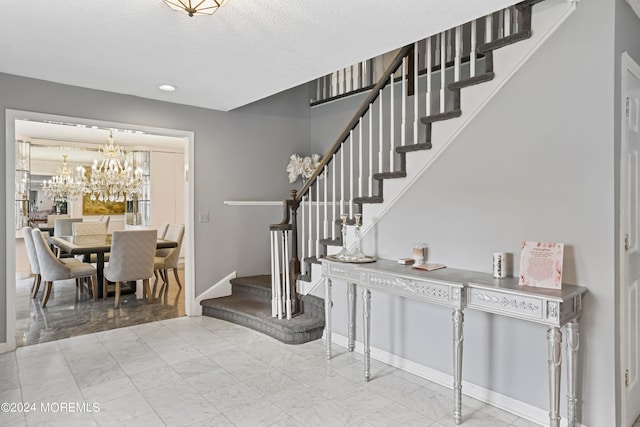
201;0;575;342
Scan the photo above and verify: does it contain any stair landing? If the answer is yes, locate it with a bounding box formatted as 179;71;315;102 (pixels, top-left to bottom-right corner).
200;275;325;345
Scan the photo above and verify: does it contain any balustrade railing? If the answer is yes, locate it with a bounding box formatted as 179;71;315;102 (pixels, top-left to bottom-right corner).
271;2;532;320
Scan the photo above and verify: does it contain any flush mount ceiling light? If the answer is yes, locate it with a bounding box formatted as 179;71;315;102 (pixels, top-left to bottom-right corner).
159;84;177;92
163;0;227;17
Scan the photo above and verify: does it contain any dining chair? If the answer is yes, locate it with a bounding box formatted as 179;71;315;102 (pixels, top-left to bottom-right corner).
72;221;109;263
53;218;83;257
47;214;69;227
23;227;82;298
156;223;168;239
31;228;97;307
99;215;110;229
72;221;107;235
54;218;83;237
103;229;157;308
153;224;185;291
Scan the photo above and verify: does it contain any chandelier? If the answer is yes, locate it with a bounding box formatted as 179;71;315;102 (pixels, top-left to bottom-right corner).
42;155;85;202
81;131;144;203
163;0;227;17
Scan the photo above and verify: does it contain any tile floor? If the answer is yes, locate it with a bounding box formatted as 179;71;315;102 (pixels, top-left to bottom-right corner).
1;316;545;426
15;271;185;348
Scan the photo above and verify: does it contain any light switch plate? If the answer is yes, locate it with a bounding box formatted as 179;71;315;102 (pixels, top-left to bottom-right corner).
198;212;209;223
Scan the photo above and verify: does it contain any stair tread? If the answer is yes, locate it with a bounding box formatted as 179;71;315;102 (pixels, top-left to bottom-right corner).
478;30;532;54
354;196;384;204
374;171;407;180
230;275;271;289
420;110;462;124
396;142;432;153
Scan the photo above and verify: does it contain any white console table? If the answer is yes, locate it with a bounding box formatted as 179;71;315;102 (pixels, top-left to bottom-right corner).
320;258;587;427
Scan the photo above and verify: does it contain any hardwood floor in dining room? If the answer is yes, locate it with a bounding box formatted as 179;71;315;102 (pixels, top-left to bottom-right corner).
15;268;185;348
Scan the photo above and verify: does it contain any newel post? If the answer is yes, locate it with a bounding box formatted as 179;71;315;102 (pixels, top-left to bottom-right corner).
289;189;301;313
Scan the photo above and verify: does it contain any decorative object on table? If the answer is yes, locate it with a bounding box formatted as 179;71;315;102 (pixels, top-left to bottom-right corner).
518;241;564;289
333;214;350;260
492;252;507;278
397;258;415;265
163;0;228;17
412;263;446;272
286;153;322;184
42;155;85;202
326;214;376;263
412;243;427;264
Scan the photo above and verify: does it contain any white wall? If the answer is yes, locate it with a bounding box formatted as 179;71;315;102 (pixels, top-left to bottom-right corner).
310;1;618;425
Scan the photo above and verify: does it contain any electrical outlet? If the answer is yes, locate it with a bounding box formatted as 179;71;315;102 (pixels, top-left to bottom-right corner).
198;212;209;223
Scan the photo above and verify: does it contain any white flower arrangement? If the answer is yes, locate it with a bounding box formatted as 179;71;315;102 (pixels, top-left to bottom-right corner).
286;153;321;183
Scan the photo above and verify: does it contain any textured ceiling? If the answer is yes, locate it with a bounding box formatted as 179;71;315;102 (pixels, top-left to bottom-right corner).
0;0;518;112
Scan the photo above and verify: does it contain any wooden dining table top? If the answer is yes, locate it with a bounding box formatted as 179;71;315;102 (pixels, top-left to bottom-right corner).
48;234;178;254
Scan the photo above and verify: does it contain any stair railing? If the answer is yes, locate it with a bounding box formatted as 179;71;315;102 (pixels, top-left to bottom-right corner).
270;2;534;320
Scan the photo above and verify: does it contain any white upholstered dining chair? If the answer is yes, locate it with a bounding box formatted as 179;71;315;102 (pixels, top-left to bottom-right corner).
153;224;185;291
23;227;81;298
103;229;157;308
31;228;97;307
72;221;107;235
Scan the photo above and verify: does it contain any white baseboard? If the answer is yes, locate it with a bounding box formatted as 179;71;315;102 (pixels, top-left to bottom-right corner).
16;270;31;280
330;333;584;427
192;271;236;316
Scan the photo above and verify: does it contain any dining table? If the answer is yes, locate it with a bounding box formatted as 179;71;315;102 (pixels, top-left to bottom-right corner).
48;233;178;298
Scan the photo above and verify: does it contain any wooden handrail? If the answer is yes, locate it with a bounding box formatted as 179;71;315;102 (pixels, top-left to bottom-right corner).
295;43;414;201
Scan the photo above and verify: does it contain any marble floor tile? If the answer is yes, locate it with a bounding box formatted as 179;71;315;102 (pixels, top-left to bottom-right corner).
2;316;551;427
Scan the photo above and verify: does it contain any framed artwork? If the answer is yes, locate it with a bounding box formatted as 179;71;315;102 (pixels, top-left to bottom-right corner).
518;241;564;289
82;194;125;216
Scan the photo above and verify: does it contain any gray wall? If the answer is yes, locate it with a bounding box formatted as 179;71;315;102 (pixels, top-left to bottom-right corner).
0;73;311;344
311;0;618;425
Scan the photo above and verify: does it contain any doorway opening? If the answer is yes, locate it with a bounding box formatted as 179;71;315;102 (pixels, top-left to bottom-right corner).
5;110;196;351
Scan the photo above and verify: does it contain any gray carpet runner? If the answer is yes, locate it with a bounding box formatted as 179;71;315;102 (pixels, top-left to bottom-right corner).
200;275;325;345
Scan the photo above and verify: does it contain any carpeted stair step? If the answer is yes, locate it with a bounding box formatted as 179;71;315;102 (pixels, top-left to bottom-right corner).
201;293;325;345
230;275;271;300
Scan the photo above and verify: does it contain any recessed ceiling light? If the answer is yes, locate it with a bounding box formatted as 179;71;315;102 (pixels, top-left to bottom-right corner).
159;84;177;92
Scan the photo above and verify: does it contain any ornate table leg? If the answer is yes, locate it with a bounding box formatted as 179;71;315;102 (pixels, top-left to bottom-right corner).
325;277;332;360
363;288;371;381
566;321;580;427
452;309;464;425
348;282;356;352
547;327;562;427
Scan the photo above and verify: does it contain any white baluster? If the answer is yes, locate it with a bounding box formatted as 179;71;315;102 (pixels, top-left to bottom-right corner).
340;148;345;217
505;7;511;36
486;14;493;43
379;90;384;173
454;26;461;83
470;20;477;78
283;230;291;320
300;195;305;276
368;108;373;197
426;36;432;117
499;10;504;39
307;188;312;260
359;119;363;197
401;58;406;147
332;154;336;239
270;230;277;317
316;182;320;256
323;166;328;240
446;29;452;63
440;31;446;113
390;70;395;170
414;41;419;145
349;131;354;218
